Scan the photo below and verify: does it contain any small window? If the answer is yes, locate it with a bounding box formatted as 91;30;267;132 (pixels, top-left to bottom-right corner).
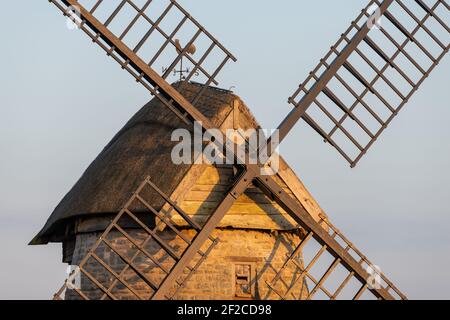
234;264;253;299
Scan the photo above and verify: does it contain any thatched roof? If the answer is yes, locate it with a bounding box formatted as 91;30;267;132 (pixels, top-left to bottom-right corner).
31;83;237;245
31;83;327;246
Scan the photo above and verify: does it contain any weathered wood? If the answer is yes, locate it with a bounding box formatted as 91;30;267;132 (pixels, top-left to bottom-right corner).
276;159;328;226
187;214;298;230
193;170;233;186
181;201;287;216
185;190;289;204
191;184;294;195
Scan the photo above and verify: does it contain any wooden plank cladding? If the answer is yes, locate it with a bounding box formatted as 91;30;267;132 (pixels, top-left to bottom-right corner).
172;165;322;230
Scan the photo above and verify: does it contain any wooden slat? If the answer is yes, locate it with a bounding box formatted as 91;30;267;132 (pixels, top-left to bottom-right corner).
80;268;118;300
173;214;298;230
124;209;181;261
90;252;144;300
181;201;290;216
102;238;160;292
186;190;278;204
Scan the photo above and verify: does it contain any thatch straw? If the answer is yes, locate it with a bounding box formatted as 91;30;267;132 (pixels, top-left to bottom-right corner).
31;83;236;245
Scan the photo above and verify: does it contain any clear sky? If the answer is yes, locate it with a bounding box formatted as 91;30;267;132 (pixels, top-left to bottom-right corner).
0;0;449;299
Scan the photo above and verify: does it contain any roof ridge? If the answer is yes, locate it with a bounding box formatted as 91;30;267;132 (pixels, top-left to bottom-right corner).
175;81;235;95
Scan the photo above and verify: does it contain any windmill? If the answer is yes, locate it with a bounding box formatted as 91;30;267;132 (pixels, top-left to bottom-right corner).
31;0;448;300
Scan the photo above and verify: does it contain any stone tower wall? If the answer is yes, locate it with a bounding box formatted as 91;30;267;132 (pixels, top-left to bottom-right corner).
66;228;308;300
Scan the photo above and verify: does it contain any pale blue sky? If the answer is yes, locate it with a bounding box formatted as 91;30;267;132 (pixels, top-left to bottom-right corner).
0;0;449;299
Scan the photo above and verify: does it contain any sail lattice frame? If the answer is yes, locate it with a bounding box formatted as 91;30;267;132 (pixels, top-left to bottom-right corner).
54;177;218;300
289;0;449;167
50;0;236;115
267;216;406;300
54;176;406;300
